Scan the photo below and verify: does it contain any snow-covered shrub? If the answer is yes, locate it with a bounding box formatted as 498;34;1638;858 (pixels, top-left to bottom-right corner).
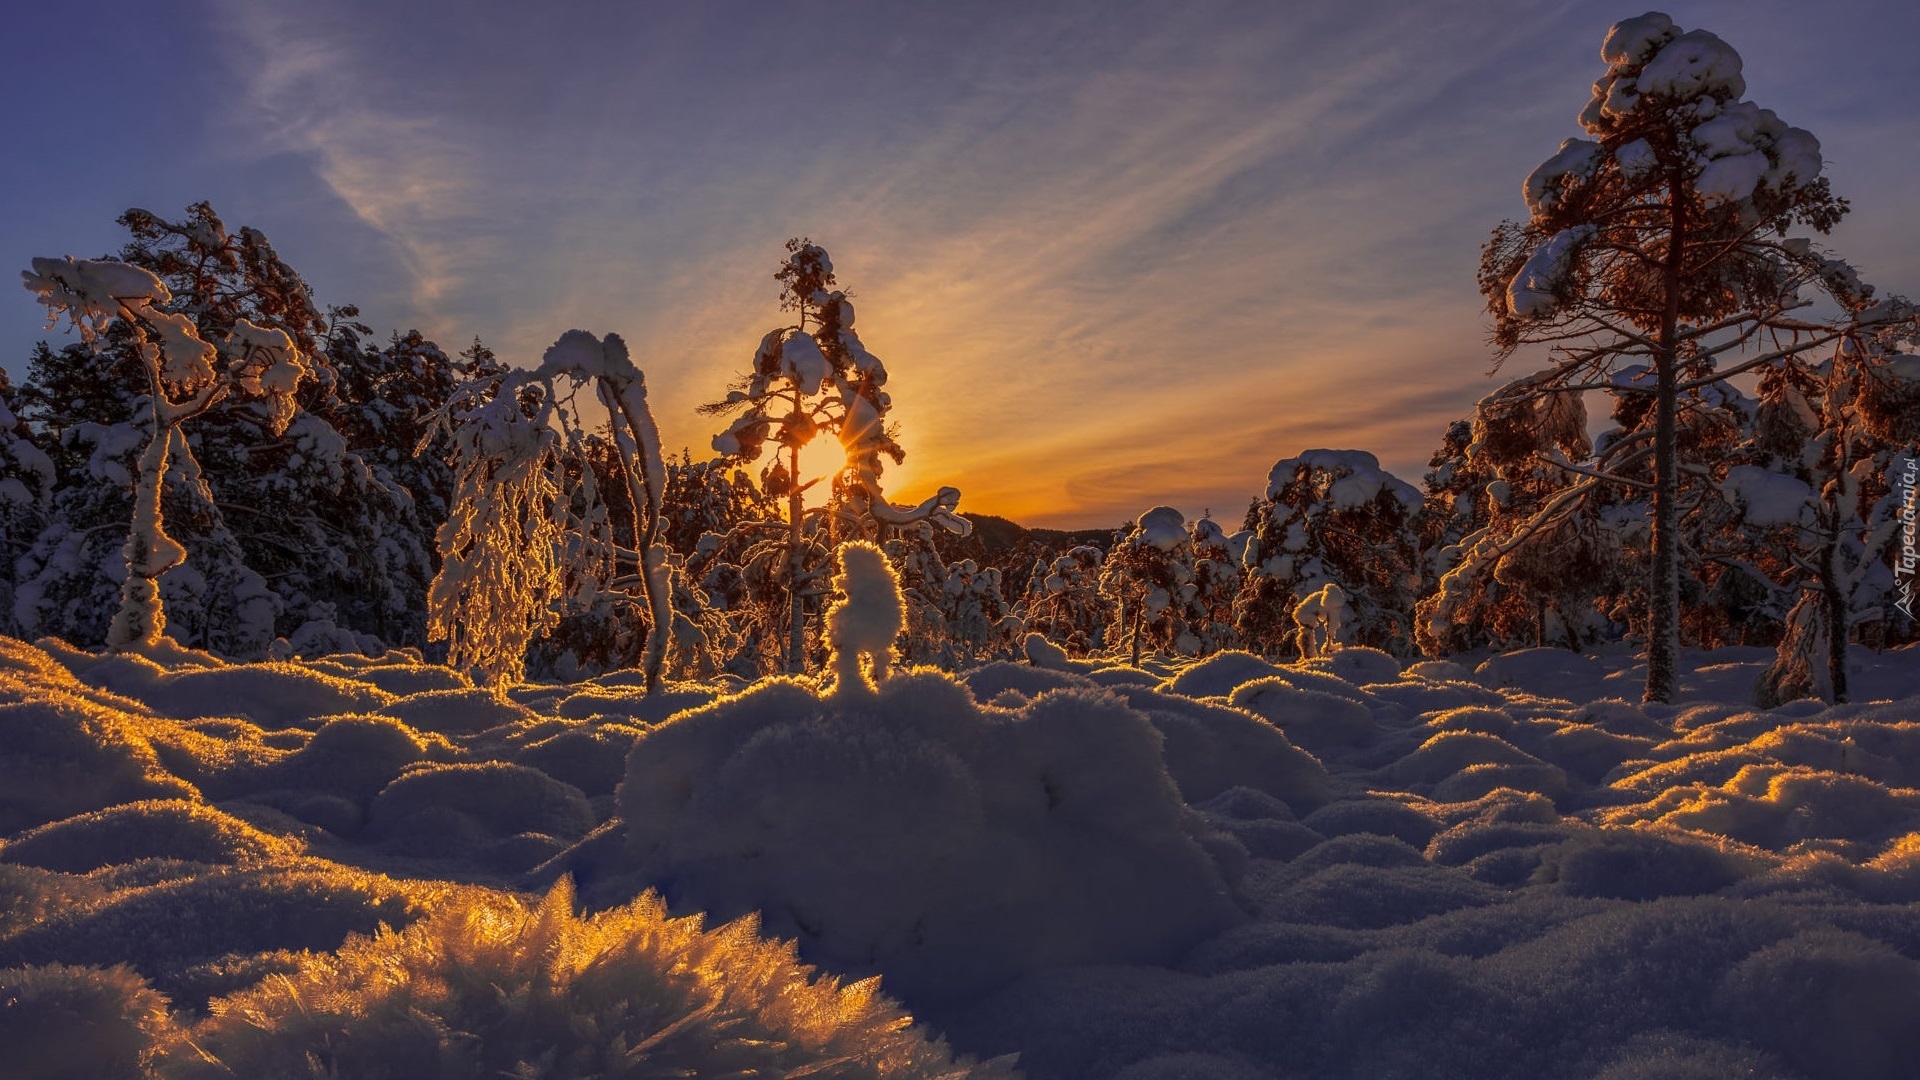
618;670;1248;1004
825;540;906;692
1236;450;1421;657
0;799;293;873
160;879;1016;1080
0;962;175;1080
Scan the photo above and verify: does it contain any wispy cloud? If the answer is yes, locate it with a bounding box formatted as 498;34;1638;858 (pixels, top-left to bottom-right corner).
179;0;1920;529
209;0;519;329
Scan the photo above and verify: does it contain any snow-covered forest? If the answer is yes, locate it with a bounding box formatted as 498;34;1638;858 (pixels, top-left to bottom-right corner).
4;11;1920;1080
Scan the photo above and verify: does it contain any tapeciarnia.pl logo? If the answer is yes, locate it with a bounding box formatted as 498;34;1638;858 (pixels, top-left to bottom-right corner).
1898;454;1917;621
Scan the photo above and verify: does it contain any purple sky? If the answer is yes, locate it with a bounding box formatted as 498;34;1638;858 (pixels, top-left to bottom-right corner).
6;0;1917;527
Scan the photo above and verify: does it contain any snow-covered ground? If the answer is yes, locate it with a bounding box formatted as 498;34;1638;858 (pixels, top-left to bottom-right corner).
4;633;1919;1079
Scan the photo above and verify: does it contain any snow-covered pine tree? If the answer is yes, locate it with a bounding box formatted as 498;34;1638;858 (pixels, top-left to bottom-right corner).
659;450;777;558
1478;12;1919;700
889;536;1016;669
116;208;440;652
1235;450;1422;657
1099;507;1191;666
1187;516;1247;655
1417;385;1623;654
21;255;309;651
1020;544;1112;657
703;240;968;674
0;370;55;636
14;206;449;656
1730;321;1920;704
1095;508;1243;664
1414;418;1528;652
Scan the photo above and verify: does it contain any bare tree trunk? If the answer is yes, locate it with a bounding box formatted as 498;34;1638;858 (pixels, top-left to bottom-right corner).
601;384;671;696
787;444;806;676
107;415;178;651
1823;526;1850;703
1128;599;1144;667
1645;180;1687;704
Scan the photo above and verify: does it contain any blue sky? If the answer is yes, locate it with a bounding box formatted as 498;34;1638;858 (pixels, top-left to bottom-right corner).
5;0;1916;527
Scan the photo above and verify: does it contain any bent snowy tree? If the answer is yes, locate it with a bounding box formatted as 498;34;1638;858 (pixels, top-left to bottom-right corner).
20;256;308;652
1476;11;1920;702
427;330;671;691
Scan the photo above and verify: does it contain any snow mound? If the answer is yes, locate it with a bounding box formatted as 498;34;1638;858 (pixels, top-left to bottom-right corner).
0;798;295;873
262;714;449;806
368;762;594;860
0;686;198;834
136;663;395;729
379;687;535;734
1302;646;1401;685
1227;677;1374;752
1160;650;1285;699
1475;648;1610;700
616;670;1247;1005
1110;686;1332;810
